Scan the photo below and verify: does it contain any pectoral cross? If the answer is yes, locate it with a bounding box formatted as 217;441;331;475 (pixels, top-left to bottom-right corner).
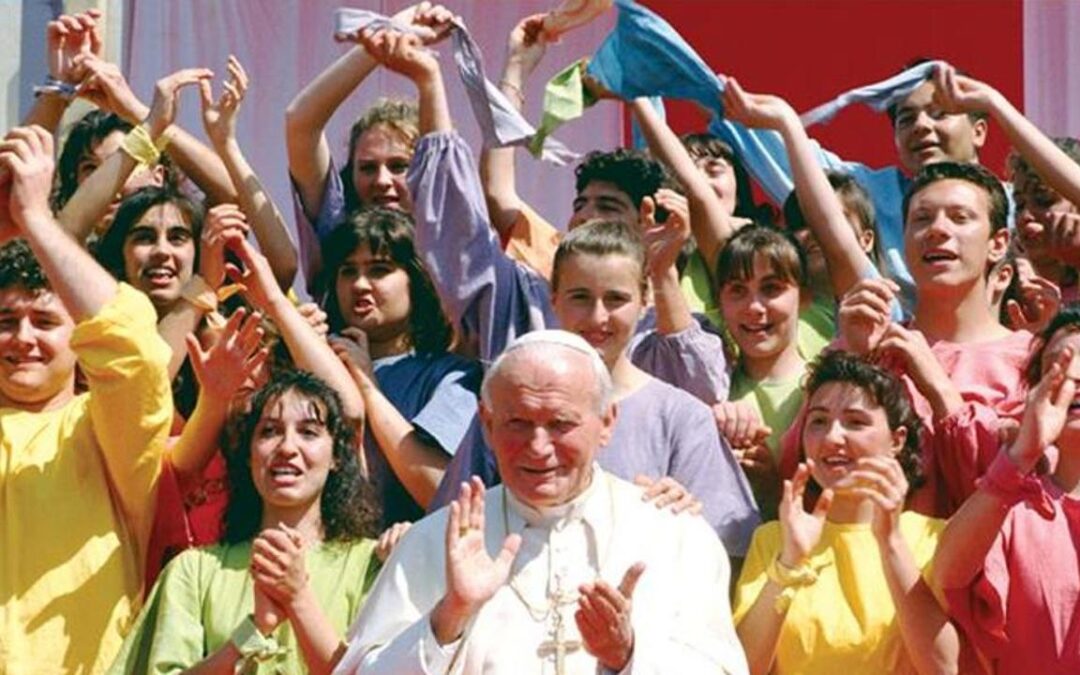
537;607;582;675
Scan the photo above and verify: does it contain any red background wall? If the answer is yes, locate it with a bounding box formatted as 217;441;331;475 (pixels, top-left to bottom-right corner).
636;0;1023;188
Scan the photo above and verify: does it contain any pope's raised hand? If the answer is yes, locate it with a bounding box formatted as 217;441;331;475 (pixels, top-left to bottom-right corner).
577;562;644;671
433;477;522;643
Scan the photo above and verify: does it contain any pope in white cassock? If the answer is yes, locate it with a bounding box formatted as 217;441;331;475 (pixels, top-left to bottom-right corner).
333;330;749;674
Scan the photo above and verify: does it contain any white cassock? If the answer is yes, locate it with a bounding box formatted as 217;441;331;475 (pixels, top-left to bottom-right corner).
333;467;749;674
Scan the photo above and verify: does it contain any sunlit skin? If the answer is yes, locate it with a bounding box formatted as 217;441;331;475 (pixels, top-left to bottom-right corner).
121;202;197;313
551;253;644;370
0;288;77;413
893;81;987;175
249;389;336;525
74;130;164;220
335;244;412;358
718;255;805;381
350;125;413;212
693;154;739;216
1038;329;1080;445
904;179;1008;300
567;181;639;230
801;382;907;518
479;349;616;508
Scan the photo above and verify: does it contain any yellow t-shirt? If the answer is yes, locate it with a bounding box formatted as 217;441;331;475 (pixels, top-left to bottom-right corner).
0;285;172;674
733;512;944;675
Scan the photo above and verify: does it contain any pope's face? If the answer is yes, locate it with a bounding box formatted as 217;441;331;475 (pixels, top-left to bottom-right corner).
480;350;616;508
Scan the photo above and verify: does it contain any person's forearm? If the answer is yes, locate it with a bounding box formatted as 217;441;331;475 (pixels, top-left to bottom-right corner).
20;211;117;321
218;139;299;289
631;98;732;268
359;380;448;509
417;70;452;135
735;582;787;675
57;148;139;242
21;95;69;135
912;369;965;422
932;489;1009;591
779;114;869;298
989;91;1080;209
290;587;348;675
169;389;230;478
650;267;692;335
266;294;365;420
157;299;205;380
479;61;526;237
285;46;378;216
880;533;959;675
165;127;238;204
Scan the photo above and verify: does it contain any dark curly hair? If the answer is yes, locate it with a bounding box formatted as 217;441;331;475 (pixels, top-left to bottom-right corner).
340;98;419;213
321;207;452;354
902;161;1009;235
0;240;49;293
1024;304;1080;387
803;349;925;491
223;370;378;544
94;184;204;285
574;148;668;211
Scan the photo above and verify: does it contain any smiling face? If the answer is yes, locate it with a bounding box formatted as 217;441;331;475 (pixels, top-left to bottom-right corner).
718;254;803;365
121;202;196;311
551;253;644;369
568;181;639;230
480;348;615;508
250;389;336;515
904;178;1008;298
802;382;908;490
350;125;413;212
893;81;987;174
0;287;77;411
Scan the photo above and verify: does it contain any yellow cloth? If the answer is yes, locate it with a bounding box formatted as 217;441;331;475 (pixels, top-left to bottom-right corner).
681;251;722;328
502;202;560;281
0;284;173;674
733;512;944;675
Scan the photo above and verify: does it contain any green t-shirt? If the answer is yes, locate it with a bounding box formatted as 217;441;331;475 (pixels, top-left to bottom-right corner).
109;539;380;674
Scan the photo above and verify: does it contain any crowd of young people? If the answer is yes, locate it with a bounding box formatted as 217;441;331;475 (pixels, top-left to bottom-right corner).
3;2;1079;673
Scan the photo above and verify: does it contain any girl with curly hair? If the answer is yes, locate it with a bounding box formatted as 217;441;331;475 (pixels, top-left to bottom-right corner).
110;370;381;674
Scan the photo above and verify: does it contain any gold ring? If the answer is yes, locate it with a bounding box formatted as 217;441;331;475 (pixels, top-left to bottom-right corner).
458;526;469;537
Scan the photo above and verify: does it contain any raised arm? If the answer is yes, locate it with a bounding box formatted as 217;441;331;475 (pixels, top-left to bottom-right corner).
479;14;547;236
286;3;453;219
631;97;735;271
2;126;116;317
227;236;365;421
723;78;874;297
332;335;449;509
642;190;693;335
202;56;298;290
76;55;235;205
736;464;832;675
933;347;1073;592
59;62;213;242
935;64;1080;209
169;308;268;479
22;9;102;133
841;458;959;675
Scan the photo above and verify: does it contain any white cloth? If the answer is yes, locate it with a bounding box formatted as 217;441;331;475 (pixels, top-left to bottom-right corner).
334;469;748;674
